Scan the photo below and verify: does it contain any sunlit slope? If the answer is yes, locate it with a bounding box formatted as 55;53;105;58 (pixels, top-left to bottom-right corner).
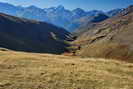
0;50;133;89
74;5;133;61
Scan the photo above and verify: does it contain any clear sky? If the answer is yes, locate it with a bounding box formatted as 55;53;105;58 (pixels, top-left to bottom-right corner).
0;0;133;11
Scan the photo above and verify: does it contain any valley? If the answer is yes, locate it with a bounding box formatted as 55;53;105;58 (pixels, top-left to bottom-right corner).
0;1;133;89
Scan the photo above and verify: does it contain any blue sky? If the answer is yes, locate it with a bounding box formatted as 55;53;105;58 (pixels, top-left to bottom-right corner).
0;0;133;11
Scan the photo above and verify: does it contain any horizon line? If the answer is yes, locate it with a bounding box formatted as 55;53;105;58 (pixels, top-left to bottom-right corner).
0;1;125;12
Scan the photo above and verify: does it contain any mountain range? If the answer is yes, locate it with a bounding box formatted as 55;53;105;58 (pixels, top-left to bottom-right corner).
0;2;133;88
0;2;122;32
0;2;133;62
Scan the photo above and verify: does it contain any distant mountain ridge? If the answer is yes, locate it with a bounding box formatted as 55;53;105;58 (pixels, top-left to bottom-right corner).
0;2;122;32
73;13;109;36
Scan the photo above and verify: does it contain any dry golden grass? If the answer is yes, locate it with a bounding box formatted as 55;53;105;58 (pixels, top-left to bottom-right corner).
76;41;133;62
0;50;133;89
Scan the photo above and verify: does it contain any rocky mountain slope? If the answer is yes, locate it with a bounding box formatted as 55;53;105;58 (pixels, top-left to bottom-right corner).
74;5;133;62
73;13;109;36
0;2;122;32
106;8;123;17
0;13;72;54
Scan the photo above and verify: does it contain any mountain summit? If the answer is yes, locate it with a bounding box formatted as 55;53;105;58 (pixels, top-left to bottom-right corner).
0;2;122;32
56;5;65;11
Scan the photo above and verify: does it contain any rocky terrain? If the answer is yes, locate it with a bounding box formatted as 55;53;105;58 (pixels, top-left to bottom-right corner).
0;2;122;32
74;5;133;62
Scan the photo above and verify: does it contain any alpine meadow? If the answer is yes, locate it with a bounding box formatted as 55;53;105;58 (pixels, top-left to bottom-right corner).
0;0;133;89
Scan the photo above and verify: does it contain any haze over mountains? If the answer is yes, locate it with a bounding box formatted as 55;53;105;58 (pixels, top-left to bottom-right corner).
0;2;133;62
0;1;133;88
0;2;122;32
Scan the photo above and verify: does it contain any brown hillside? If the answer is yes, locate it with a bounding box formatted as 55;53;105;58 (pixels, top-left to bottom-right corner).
74;5;133;62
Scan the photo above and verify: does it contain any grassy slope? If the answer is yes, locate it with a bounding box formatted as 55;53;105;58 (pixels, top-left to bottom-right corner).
0;13;72;54
74;6;133;61
0;50;133;89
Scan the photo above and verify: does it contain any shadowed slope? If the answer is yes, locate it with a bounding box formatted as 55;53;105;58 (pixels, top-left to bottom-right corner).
0;13;72;54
